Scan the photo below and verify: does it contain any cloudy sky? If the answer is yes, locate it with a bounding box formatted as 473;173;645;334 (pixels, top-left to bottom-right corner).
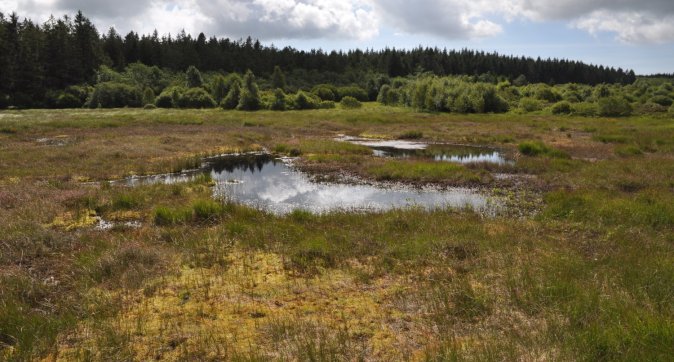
2;0;673;74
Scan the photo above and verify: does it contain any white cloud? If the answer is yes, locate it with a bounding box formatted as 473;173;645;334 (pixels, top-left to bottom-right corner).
511;0;674;43
371;0;674;43
195;0;380;40
372;0;503;39
2;0;674;43
573;10;674;43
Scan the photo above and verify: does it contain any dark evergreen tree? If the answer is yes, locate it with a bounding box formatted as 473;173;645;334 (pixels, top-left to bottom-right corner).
103;27;124;70
72;11;102;83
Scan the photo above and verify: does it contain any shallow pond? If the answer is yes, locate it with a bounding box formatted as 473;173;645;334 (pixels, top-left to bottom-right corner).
338;136;511;165
120;153;499;215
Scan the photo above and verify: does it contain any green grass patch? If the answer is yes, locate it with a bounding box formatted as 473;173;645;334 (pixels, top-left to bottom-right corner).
518;141;569;158
543;190;674;229
298;139;372;155
615;145;643;157
153;206;193;225
593;134;629;144
111;193;143;210
154;199;232;225
367;160;489;184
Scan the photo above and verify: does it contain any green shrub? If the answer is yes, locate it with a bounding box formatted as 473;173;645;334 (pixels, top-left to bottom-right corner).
572;102;598;117
669;103;674;114
293;91;319;110
66;85;93;104
142;88;155;105
123;63;170;94
447;83;508;113
155;86;185;108
52;92;83;109
563;90;583;103
377;85;403;106
635;102;668;114
450;94;472;113
534;85;561;102
336;86;368;101
593;84;611;99
649;95;673;107
518;97;544;112
143;104;156;110
318;101;336;109
176;88;217;108
87;82;143;108
551;101;572;115
210;75;228;103
377;85;391;104
598;97;632;117
340;96;362;109
312;84;337;101
154;93;174;108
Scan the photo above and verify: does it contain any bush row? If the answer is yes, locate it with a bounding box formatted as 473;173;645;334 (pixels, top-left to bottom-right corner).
374;75;674;117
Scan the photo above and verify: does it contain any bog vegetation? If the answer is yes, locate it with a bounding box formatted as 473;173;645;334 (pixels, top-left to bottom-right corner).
1;106;673;361
1;8;674;362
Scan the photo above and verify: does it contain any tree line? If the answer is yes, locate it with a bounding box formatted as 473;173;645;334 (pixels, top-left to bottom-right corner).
1;11;638;108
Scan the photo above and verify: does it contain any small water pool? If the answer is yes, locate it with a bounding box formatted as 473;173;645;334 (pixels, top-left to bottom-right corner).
337;136;512;165
118;153;500;215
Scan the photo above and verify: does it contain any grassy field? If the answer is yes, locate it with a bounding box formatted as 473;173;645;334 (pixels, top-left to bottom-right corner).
1;104;673;361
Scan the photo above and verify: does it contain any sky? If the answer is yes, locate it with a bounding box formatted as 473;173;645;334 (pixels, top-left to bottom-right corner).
1;0;673;74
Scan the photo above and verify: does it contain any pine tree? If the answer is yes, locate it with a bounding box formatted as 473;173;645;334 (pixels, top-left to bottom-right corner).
73;11;102;83
103;27;124;70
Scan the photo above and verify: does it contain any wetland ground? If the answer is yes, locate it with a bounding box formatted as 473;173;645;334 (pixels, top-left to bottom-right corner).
1;104;673;361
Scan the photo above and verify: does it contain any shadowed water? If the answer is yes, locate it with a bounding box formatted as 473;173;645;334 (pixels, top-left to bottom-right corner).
120;154;498;215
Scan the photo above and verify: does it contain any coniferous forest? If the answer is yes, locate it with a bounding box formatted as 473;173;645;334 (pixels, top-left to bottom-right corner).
0;11;639;109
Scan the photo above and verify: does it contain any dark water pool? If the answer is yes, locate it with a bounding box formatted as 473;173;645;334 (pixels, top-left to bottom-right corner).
119;153;499;215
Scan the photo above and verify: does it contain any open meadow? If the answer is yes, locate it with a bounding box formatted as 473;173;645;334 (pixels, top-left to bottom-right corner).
1;105;673;361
